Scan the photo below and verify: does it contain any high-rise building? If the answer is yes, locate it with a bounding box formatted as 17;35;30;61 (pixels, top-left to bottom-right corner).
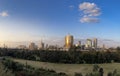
103;44;105;49
93;38;98;48
86;39;92;48
78;41;81;46
65;34;74;49
29;42;37;50
38;41;44;50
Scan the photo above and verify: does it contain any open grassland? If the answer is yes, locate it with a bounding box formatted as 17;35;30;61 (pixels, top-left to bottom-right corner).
13;59;120;76
0;61;14;76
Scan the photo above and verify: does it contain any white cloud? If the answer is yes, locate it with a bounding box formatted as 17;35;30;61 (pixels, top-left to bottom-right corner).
79;2;96;10
80;16;99;23
84;8;101;16
79;2;101;23
0;11;9;17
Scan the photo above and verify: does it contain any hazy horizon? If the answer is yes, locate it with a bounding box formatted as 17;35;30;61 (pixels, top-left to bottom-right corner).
0;37;120;48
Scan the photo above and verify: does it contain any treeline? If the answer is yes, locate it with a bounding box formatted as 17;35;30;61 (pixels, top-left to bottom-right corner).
0;48;120;64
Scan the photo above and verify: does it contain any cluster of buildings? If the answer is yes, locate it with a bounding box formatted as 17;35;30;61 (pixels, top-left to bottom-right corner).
17;34;105;51
64;34;98;50
18;41;45;50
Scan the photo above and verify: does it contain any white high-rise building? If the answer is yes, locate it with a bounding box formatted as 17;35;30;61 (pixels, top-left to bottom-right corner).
38;41;44;50
93;38;98;48
78;41;81;46
86;39;92;48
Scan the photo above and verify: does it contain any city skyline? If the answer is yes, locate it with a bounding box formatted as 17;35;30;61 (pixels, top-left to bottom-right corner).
0;0;120;47
1;36;120;48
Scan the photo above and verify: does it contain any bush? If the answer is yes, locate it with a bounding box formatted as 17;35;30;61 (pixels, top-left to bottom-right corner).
113;69;117;76
58;72;67;76
108;72;113;76
99;68;104;76
85;72;99;76
93;64;99;72
48;69;56;73
111;60;114;63
74;72;83;76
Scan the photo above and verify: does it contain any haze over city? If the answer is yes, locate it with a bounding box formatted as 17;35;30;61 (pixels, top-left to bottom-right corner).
0;0;120;48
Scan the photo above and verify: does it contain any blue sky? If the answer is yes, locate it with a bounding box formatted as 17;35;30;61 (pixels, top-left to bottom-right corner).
0;0;120;47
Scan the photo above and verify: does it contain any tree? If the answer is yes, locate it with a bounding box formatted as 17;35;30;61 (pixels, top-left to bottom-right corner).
99;68;104;76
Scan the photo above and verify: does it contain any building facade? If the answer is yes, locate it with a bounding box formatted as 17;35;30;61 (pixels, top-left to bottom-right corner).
38;41;44;50
65;34;74;49
86;39;92;48
93;38;98;48
29;42;37;50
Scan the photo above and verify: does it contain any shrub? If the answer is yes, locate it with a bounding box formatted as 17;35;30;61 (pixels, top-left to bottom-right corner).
85;72;99;76
111;60;114;63
58;72;67;76
93;64;99;72
74;72;83;76
99;68;104;76
113;69;117;76
108;72;113;76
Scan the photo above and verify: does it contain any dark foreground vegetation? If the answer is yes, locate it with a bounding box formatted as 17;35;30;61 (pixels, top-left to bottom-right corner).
1;58;120;76
74;65;120;76
0;47;120;64
74;66;120;76
2;58;67;76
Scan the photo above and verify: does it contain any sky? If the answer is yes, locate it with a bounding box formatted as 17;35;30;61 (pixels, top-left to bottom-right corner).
0;0;120;47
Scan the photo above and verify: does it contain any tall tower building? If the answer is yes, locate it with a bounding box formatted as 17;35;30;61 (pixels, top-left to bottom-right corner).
103;44;105;49
86;39;92;48
78;41;81;46
38;41;44;50
93;38;98;48
65;34;74;49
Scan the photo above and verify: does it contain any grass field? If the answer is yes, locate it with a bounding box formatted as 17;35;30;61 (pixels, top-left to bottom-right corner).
13;59;120;76
0;61;14;76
